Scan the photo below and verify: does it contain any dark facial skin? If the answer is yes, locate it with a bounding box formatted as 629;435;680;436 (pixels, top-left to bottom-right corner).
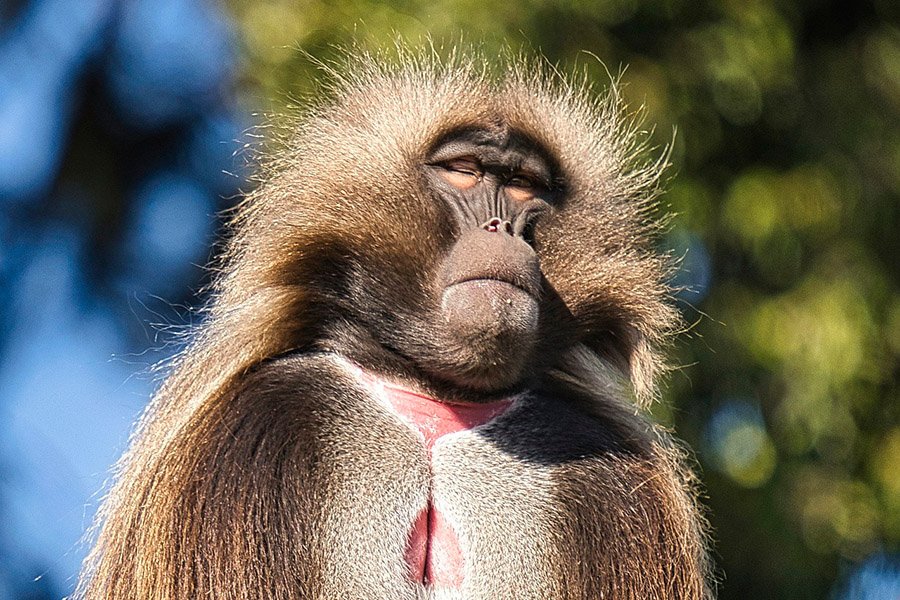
426;127;557;236
418;127;560;392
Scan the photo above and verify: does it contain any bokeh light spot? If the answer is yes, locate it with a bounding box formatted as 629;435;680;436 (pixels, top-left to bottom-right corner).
706;399;777;488
121;170;215;296
105;0;235;129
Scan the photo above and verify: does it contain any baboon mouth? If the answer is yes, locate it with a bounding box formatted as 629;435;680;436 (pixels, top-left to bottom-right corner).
440;278;540;339
447;276;539;299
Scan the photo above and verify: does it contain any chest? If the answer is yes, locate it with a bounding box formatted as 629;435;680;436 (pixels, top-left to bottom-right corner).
313;365;565;597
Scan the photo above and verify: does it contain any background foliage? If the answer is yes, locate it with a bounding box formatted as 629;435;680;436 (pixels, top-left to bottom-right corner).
0;0;897;598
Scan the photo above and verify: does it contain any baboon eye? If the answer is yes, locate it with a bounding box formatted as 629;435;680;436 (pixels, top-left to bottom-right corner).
505;173;543;201
439;158;482;189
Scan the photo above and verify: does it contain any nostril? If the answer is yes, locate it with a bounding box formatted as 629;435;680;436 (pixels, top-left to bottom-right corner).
482;217;513;235
483;217;503;232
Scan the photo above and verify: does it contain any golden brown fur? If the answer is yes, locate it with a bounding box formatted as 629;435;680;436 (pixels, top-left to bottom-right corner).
76;49;712;599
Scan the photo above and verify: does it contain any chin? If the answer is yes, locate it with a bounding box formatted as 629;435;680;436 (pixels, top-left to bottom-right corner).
434;280;539;392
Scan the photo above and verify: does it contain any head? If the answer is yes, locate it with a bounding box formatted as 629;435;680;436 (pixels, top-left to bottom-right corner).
211;51;676;400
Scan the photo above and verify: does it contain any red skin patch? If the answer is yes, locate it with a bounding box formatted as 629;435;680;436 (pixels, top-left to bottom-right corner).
356;369;512;588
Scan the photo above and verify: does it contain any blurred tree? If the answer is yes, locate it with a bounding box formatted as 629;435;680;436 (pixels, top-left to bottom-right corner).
0;0;246;597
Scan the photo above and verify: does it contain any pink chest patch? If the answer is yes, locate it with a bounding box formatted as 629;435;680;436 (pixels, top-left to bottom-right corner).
356;370;512;588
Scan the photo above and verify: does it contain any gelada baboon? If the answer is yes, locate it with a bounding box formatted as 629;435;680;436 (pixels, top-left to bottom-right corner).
77;49;712;599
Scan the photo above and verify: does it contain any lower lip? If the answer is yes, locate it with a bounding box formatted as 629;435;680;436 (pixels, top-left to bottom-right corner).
440;279;539;315
451;278;531;297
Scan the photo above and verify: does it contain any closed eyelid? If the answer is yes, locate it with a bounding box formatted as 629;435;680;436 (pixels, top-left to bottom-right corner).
435;163;481;189
509;172;536;182
444;158;482;172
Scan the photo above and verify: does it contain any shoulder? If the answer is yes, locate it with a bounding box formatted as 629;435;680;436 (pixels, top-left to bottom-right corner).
479;388;659;465
235;352;390;426
241;352;361;395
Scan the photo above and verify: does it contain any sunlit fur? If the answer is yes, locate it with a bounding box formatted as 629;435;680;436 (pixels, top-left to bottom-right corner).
76;49;712;599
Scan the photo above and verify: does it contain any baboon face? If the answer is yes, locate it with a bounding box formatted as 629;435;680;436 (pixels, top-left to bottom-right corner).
421;126;559;391
342;123;566;395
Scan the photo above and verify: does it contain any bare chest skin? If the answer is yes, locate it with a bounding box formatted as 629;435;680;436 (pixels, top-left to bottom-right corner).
354;365;514;588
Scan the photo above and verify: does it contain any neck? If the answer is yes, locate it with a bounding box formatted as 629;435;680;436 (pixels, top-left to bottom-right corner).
333;353;522;408
357;368;515;445
319;328;529;403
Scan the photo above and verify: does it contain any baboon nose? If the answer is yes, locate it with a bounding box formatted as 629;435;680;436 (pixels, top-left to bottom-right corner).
483;217;514;235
